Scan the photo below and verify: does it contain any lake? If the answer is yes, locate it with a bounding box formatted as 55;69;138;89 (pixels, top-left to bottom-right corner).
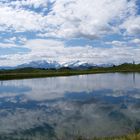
0;73;140;140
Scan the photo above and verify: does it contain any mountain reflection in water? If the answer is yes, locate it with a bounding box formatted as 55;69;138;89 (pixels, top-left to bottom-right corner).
0;73;140;140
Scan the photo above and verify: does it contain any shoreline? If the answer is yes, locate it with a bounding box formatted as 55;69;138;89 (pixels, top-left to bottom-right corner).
0;69;140;80
0;63;140;80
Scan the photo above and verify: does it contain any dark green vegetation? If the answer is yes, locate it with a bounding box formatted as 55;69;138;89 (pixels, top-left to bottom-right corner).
0;63;140;80
0;133;140;140
77;133;140;140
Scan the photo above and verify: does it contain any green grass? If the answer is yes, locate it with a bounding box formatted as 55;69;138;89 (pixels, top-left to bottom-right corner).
0;63;140;80
77;133;140;140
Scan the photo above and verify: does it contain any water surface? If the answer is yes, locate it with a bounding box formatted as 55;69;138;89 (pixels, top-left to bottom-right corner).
0;73;140;140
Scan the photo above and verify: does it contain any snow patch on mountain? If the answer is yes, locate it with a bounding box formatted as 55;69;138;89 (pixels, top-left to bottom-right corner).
0;60;114;69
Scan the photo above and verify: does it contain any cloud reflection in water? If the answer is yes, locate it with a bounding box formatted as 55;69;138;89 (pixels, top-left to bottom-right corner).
0;73;139;139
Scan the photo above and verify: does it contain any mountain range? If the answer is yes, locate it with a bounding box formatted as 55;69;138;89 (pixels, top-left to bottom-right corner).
0;60;113;70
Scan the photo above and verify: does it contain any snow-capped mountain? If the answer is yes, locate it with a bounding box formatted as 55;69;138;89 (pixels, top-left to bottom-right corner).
17;60;61;69
17;60;96;69
62;60;97;69
0;60;113;70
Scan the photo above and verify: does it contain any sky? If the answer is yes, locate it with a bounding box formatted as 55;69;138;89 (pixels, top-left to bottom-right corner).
0;0;140;66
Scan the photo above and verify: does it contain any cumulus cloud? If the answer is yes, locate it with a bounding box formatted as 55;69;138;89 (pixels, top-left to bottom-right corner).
45;0;137;39
0;0;139;66
121;16;140;35
0;0;138;38
0;5;47;32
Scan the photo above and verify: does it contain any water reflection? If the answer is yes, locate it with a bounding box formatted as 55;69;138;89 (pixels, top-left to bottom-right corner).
133;72;136;84
0;73;140;140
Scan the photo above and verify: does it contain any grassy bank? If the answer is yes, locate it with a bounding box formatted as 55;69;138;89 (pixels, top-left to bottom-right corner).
0;63;140;80
77;133;140;140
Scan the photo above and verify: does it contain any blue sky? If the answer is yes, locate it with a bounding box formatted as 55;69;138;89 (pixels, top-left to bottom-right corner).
0;0;140;66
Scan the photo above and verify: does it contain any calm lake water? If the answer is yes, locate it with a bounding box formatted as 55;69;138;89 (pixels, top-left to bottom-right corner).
0;73;140;140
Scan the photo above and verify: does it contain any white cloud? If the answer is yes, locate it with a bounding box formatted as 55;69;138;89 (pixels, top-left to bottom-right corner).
3;36;28;44
45;0;137;39
106;38;140;48
121;16;140;35
131;38;140;44
10;0;49;9
106;41;127;47
0;39;140;66
0;5;47;32
0;0;138;39
0;42;17;48
18;37;27;44
4;37;17;43
0;0;139;66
